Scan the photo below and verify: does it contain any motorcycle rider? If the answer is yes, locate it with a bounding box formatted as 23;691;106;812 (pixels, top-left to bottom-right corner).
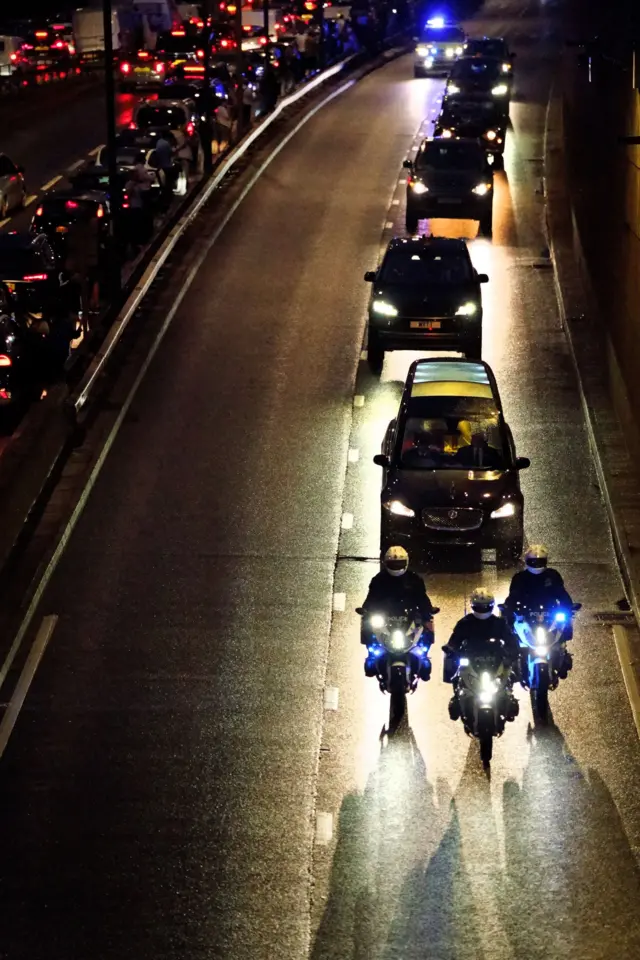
443;587;520;719
503;543;575;675
361;545;436;679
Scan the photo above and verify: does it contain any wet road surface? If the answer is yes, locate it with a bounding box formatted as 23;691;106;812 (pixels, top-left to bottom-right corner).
0;1;639;959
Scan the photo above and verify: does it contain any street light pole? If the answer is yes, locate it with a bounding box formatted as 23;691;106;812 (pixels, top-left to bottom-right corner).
201;0;214;173
102;0;120;295
233;2;245;138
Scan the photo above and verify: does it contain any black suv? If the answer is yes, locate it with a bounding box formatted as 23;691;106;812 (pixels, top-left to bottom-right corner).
373;358;530;564
364;237;488;366
404;138;494;235
445;56;511;116
433;101;507;168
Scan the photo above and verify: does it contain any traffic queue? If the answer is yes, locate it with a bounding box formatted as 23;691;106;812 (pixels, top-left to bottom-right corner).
358;18;580;767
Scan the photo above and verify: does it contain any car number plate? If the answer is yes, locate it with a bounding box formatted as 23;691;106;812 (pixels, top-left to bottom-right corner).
438;197;462;203
134;66;151;73
410;320;441;329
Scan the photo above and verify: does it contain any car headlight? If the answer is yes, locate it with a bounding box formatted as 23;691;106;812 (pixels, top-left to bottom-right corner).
492;83;509;96
455;46;463;55
472;182;492;196
447;83;461;94
502;62;511;72
455;301;477;316
484;129;497;141
370;614;385;629
490;501;515;519
416;44;429;56
440;128;453;138
372;300;398;317
445;47;454;57
410;181;428;194
383;499;415;517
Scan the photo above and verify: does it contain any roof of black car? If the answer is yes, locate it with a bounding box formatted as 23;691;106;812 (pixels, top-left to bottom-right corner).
386;237;468;254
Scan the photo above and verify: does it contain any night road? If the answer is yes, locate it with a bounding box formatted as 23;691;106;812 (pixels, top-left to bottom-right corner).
0;1;639;959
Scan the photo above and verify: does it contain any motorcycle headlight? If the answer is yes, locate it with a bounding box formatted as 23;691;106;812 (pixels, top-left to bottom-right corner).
447;83;461;94
416;44;429;56
391;629;406;648
484;129;497;141
535;645;548;657
479;690;494;705
490;501;515;519
472;182;492;196
383;499;415;517
440;128;453;138
410;181;428;194
456;301;477;316
372;300;398;317
370;614;385;628
492;83;509;96
536;627;546;644
445;47;454;58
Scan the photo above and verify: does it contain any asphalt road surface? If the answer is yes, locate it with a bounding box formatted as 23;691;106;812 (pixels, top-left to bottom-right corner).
1;1;640;959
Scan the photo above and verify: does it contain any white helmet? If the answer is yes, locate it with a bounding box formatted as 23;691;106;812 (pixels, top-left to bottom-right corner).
525;544;548;575
384;545;409;577
470;587;495;619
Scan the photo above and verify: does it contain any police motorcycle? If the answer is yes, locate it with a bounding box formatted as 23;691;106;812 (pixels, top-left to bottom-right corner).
356;600;439;724
501;600;581;715
445;637;519;767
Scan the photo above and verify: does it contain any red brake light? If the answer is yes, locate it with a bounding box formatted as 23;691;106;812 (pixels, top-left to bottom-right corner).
221;39;229;47
121;61;131;73
65;200;79;210
154;61;165;73
53;40;65;48
0;355;12;367
10;53;17;62
96;206;104;218
22;274;47;281
171;29;186;35
186;121;195;135
138;50;150;58
196;48;204;58
227;4;237;12
35;31;48;38
259;36;267;45
129;121;137;129
35;206;43;216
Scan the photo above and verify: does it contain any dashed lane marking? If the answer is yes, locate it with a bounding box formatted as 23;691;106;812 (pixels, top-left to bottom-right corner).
341;513;353;530
0;615;58;759
348;448;359;463
67;158;85;172
88;144;104;157
315;812;333;845
41;175;62;191
23;195;37;208
360;350;367;361
0;218;10;229
324;686;339;711
353;394;365;407
391;198;400;205
332;592;346;611
385;220;394;228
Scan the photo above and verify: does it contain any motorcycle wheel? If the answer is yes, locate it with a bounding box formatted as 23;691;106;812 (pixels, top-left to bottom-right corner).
477;713;494;767
389;666;407;730
533;663;550;719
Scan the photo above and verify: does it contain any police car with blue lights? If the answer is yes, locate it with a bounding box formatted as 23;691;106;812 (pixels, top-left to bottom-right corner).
414;17;466;78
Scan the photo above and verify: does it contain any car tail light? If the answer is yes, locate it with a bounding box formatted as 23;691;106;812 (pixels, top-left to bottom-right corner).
154;61;165;73
129;121;137;129
0;356;11;368
96;205;104;218
121;61;131;73
197;48;204;58
22;274;47;281
171;29;186;36
259;36;267;45
66;200;79;209
138;50;150;59
221;39;229;47
68;44;75;55
53;40;65;49
35;206;43;216
35;31;48;39
10;53;17;62
186;121;195;135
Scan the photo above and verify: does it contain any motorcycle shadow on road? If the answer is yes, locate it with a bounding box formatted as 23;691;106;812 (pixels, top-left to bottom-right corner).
311;725;485;960
499;714;640;959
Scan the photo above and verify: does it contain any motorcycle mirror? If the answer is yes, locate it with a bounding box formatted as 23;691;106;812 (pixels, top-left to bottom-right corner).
355;606;364;615
572;602;582;611
431;607;440;615
514;456;530;469
373;453;389;467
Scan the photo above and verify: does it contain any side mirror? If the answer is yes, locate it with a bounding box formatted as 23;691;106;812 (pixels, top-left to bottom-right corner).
364;270;376;282
477;273;489;283
355;606;364;615
402;158;413;169
514;456;530;470
373;453;389;468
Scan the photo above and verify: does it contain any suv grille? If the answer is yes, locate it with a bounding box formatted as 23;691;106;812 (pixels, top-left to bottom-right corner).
422;507;483;531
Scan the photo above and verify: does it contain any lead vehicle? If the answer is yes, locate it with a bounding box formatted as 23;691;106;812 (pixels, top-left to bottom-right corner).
374;359;530;565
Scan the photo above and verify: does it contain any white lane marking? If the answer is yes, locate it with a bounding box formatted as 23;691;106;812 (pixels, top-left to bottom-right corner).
41;175;61;191
353;394;365;407
88;144;104;157
385;220;394;228
341;513;353;530
0;217;10;229
315;812;333;845
0;615;58;756
613;625;640;739
348;447;359;463
391;198;400;205
0;78;362;685
332;592;345;611
23;195;37;208
67;159;85;172
360;350;367;361
324;686;339;711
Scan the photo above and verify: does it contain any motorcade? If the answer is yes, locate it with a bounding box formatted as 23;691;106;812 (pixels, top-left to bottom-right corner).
403;138;495;236
414;18;466;77
0;154;26;218
445;56;511;117
364;236;487;365
433;100;508;168
372;358;530;563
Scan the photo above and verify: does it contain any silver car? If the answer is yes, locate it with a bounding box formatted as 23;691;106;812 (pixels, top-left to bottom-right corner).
0;153;26;218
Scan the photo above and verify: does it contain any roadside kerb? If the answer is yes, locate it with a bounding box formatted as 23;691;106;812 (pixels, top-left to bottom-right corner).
543;85;640;735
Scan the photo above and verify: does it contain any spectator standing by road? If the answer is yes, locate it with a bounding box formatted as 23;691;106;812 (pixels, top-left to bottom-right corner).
124;152;153;250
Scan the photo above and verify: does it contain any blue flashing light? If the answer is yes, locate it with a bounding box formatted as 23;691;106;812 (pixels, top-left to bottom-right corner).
554;611;567;623
426;16;445;28
368;644;384;657
415;641;431;657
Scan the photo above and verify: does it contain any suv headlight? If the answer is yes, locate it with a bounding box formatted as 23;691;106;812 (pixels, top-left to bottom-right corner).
416;44;429;56
502;62;512;72
410;181;428;194
491;83;509;96
455;301;477;316
372;300;398;317
490;502;515;519
439;128;453;138
447;83;461;94
455;46;463;55
472;182;492;196
383;499;415;517
445;47;454;58
484;129;497;141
